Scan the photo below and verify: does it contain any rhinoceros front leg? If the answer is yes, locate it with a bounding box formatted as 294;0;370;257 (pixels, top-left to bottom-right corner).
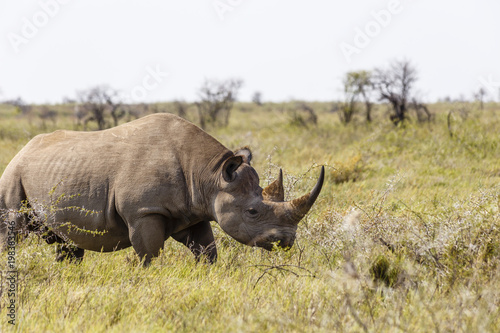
128;214;168;266
171;221;217;263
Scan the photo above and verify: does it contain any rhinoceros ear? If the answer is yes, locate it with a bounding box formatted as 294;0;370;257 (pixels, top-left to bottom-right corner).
222;155;243;182
234;147;252;165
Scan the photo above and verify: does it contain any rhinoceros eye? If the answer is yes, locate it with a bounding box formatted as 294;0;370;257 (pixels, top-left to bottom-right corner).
246;208;259;217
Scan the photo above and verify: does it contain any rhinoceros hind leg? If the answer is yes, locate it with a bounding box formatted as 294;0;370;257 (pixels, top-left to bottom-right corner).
56;244;84;263
172;221;217;264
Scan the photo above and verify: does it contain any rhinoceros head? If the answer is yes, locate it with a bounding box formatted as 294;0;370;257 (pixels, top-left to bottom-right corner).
213;148;324;250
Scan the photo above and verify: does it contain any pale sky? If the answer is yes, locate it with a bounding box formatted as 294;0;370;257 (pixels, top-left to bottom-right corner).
1;0;499;104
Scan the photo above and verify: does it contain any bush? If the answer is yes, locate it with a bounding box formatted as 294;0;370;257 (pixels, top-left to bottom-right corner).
328;154;363;184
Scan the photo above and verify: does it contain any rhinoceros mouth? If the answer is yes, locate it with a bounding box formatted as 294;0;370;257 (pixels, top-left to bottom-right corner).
254;235;295;251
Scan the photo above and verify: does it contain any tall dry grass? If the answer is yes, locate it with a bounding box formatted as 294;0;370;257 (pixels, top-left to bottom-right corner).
0;102;499;332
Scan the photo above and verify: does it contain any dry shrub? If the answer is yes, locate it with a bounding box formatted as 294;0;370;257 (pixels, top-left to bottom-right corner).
328;154;363;184
369;254;403;287
288;103;318;128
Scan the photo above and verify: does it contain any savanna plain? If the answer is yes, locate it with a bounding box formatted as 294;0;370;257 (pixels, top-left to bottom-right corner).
0;102;499;332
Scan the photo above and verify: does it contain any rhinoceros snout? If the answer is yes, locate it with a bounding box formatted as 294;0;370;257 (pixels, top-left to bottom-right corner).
255;233;296;251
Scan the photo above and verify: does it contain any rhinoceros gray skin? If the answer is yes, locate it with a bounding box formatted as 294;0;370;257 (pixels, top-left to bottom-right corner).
0;113;324;265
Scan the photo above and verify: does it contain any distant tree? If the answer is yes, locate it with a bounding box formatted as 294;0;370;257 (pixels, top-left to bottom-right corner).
62;96;76;104
290;102;317;128
196;78;243;129
118;103;146;122
439;96;452;103
447;102;472;138
39;105;58;127
137;103;150;116
171;100;188;119
252;91;263;106
77;87;107;130
373;60;427;125
5;97;31;115
352;71;373;122
340;71;373;124
473;87;488;110
76;86;122;130
106;93;124;127
410;98;432;122
456;94;467;103
340;74;357;124
147;103;166;114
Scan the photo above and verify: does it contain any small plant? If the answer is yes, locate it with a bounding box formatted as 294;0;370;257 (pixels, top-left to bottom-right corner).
2;183;104;252
328;154;363;184
369;254;402;287
288;102;318;128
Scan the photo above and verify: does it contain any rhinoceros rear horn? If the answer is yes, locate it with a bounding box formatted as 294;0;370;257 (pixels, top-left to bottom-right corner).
286;166;325;224
263;169;285;202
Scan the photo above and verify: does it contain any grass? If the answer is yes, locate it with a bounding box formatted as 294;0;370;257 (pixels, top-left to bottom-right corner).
0;102;499;332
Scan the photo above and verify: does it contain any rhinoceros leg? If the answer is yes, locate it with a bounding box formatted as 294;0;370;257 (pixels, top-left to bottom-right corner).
0;211;24;252
0;177;27;251
171;221;217;263
128;215;168;266
56;243;84;263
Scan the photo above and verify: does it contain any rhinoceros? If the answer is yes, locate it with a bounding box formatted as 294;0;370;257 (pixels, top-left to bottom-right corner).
0;113;324;265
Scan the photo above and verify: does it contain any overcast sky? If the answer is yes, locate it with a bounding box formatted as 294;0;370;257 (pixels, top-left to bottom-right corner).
1;0;499;104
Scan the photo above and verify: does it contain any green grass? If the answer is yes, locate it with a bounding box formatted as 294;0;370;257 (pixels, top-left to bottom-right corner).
1;102;499;332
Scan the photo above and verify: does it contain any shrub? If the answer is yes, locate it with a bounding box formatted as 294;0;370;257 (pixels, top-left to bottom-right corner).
328;154;363;184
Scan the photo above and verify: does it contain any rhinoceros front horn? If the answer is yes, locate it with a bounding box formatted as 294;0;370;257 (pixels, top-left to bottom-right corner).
285;166;325;225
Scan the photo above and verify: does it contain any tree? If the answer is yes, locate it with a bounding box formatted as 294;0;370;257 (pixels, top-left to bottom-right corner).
196;78;243;129
410;98;432;122
289;102;317;128
340;71;373;124
373;60;423;125
252;91;263;106
106;94;124;127
62;96;76;104
39;105;58;126
351;71;373;122
76;86;122;130
170;100;189;119
340;74;358;124
473;87;488;110
5;97;31;115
